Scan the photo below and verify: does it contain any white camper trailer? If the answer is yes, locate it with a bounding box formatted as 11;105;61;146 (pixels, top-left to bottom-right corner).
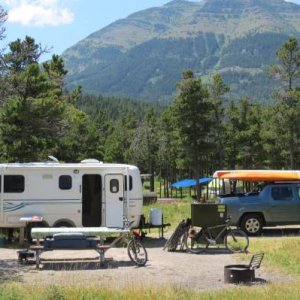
0;159;143;232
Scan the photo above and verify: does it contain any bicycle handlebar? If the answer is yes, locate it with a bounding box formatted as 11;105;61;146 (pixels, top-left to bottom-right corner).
225;216;232;223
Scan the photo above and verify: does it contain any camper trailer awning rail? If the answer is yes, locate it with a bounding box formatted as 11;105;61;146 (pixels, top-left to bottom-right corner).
31;227;129;239
20;216;43;222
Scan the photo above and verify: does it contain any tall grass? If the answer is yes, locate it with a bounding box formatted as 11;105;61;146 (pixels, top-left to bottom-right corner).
0;283;200;300
1;281;300;300
201;283;300;300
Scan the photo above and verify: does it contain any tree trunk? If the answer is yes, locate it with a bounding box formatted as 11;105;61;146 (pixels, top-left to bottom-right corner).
150;173;155;192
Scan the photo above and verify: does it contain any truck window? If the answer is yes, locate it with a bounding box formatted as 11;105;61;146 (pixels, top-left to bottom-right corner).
271;186;293;201
0;175;25;193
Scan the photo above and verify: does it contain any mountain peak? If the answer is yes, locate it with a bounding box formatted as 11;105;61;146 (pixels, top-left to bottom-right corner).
63;0;300;102
165;0;186;3
164;0;192;5
200;0;299;11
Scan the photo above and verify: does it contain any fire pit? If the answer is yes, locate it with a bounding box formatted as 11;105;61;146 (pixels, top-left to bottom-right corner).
224;253;264;284
224;264;255;283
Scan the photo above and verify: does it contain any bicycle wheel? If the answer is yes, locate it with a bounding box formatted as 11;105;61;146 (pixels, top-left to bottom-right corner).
127;239;148;266
184;227;208;254
225;229;249;253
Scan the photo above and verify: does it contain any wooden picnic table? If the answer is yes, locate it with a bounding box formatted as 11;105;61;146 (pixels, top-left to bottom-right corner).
30;227;130;269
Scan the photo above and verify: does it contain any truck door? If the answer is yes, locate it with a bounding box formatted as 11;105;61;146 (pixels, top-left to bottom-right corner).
269;185;299;222
105;174;124;228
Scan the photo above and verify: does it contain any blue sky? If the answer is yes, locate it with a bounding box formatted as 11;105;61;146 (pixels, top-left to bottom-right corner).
2;0;300;61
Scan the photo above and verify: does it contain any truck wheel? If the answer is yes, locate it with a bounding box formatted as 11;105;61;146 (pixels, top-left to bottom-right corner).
241;214;263;235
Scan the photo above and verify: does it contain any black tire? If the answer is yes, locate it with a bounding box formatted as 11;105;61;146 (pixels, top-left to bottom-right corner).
127;239;148;266
184;227;207;254
241;214;263;235
225;229;249;253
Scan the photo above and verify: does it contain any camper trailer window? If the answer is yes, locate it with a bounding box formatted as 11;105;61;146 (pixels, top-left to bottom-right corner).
2;175;25;193
59;175;72;190
124;175;133;191
110;179;119;193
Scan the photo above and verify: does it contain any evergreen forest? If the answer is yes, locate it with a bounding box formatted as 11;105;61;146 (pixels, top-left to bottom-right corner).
1;6;300;192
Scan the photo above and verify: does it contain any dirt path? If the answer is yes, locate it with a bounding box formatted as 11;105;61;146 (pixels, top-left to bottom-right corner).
0;238;293;291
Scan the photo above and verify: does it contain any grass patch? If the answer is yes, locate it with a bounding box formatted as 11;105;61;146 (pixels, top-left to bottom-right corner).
247;237;300;276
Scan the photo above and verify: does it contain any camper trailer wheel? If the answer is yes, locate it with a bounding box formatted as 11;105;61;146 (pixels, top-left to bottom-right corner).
26;222;47;241
55;221;73;227
127;239;148;266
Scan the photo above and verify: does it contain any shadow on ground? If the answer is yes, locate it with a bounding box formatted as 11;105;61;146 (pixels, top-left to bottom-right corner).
225;277;268;287
142;236;167;248
164;247;233;255
40;259;138;271
0;259;26;283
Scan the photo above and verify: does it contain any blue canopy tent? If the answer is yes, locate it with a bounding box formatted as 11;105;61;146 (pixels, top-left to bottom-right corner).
171;177;214;200
171;177;213;188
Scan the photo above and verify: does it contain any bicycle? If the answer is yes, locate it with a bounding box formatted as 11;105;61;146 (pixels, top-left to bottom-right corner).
183;217;249;254
107;221;148;266
126;229;148;266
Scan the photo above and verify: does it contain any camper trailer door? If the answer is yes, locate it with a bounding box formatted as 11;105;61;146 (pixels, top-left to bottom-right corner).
105;174;124;227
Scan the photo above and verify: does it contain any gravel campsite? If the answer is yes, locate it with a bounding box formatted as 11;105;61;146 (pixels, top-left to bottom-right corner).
0;238;293;292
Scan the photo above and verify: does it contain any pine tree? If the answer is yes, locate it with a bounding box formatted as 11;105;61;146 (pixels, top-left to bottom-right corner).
0;36;97;162
170;70;213;200
269;38;300;168
208;74;230;170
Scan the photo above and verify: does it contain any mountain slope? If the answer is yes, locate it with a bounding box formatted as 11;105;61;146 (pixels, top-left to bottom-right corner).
63;0;300;102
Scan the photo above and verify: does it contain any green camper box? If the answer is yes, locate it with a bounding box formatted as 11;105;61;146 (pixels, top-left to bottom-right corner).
191;203;227;227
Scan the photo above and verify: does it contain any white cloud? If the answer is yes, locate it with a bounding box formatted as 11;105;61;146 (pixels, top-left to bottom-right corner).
3;0;74;27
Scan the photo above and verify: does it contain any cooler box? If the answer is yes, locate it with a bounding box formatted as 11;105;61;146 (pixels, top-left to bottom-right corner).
191;203;227;227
